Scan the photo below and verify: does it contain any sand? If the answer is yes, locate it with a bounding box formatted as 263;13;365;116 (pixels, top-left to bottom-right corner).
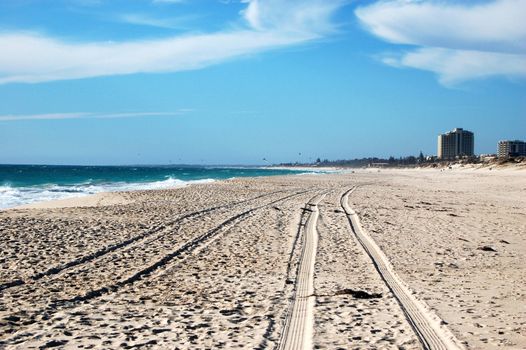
0;169;524;349
13;192;131;210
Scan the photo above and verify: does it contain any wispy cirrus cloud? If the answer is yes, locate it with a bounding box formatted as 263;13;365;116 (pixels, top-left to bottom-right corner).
0;0;345;84
380;48;526;85
355;0;526;85
0;110;191;122
242;0;342;33
117;13;197;30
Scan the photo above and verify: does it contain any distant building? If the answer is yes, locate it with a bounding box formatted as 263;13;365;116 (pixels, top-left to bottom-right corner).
498;140;526;158
479;154;497;162
437;128;474;159
368;162;389;168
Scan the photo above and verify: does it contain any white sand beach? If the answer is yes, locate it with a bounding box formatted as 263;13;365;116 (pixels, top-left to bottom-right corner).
0;169;524;349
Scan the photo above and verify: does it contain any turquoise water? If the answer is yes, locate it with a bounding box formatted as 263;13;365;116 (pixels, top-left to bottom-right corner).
0;164;306;209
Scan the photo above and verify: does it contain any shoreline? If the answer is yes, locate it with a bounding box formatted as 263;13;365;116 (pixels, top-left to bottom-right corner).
4;182;194;211
7;165;524;211
0;165;311;211
10;192;131;210
271;163;526;172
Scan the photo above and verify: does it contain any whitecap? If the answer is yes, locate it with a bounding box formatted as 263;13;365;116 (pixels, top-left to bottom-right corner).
0;177;215;210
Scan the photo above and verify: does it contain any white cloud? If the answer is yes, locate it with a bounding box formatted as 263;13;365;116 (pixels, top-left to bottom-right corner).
382;48;526;85
242;0;344;33
356;0;526;84
0;111;190;122
0;0;343;84
117;13;194;30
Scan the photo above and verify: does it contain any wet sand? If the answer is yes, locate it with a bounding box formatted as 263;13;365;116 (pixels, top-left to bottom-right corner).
0;169;524;349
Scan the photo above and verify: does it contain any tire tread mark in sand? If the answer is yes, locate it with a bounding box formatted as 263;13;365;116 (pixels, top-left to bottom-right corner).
0;190;284;292
255;190;326;350
276;191;328;350
60;190;312;304
283;201;309;288
340;187;464;350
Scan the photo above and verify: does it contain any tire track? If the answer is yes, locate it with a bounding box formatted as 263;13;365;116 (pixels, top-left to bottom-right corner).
277;191;327;350
0;190;313;345
254;189;327;350
340;187;464;350
0;190;283;292
67;190;307;304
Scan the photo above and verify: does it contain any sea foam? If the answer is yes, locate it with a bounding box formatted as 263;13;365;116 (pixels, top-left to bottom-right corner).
0;177;214;209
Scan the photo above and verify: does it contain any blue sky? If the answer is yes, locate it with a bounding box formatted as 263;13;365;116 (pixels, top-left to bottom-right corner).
0;0;525;165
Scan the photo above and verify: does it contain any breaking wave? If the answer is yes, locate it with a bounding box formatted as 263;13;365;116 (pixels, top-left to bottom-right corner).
0;177;214;209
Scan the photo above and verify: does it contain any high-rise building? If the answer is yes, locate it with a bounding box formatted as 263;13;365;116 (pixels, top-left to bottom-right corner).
498;140;526;158
437;128;474;159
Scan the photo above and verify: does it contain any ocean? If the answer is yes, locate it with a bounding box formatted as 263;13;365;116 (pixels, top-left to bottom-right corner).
0;164;308;209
